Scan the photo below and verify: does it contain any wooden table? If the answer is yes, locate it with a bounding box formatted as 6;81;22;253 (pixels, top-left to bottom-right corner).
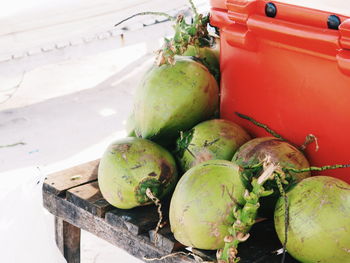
42;160;298;263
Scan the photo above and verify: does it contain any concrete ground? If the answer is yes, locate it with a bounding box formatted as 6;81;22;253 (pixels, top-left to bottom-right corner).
0;0;208;262
0;49;152;263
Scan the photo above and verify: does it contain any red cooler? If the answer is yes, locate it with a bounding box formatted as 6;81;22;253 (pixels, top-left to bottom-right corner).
210;0;350;183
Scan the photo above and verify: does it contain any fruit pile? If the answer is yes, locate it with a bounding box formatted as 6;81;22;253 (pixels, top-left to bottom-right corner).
98;2;350;263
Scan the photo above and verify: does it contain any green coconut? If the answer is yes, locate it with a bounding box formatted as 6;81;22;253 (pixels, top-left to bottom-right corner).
176;119;251;172
133;56;219;145
125;113;136;137
232;137;311;216
233;137;310;182
169;160;246;250
98;137;178;209
274;176;350;263
183;44;219;67
182;43;220;80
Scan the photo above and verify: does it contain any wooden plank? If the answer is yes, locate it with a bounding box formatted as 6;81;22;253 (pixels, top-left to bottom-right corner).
149;225;184;254
55;217;81;263
105;205;160;235
66;181;112;217
43;159;99;196
43;191;194;263
44;189;298;262
42;160;297;263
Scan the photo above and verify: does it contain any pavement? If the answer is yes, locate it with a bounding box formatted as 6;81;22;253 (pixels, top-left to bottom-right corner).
0;42;152;263
0;0;208;262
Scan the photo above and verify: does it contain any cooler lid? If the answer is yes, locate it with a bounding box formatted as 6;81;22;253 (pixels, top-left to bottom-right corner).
277;0;350;17
210;0;350;19
210;0;350;75
218;0;350;31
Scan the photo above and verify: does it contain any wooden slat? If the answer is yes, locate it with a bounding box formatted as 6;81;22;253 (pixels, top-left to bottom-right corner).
44;189;298;262
66;181;112;217
43;160;99;196
105;205;159;236
43;191;194;263
149;225;184;254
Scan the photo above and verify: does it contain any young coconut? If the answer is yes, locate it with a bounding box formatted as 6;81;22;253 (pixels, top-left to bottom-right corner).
133;56;219;145
182;39;220;71
115;2;220;146
181;37;220;82
98;137;178;209
169;159;247;250
233;137;311;183
125;113;136;137
232;137;311;217
176;119;251;172
274;176;350;263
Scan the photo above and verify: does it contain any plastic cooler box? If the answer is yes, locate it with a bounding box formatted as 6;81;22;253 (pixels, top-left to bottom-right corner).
209;0;350;183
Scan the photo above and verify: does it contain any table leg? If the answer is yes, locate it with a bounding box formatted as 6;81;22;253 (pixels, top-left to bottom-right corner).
55;217;81;263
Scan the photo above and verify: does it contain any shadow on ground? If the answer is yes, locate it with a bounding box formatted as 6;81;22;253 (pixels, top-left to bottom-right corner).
0;54;153;172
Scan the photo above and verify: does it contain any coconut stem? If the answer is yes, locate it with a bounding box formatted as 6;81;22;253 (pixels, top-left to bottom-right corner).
283;164;350;173
114;11;176;27
300;134;319;152
156;12;211;65
146;188;163;245
235;112;287;142
143;251;204;262
235;113;322;153
274;173;289;263
218;161;278;263
114;2;213;66
188;0;199;17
